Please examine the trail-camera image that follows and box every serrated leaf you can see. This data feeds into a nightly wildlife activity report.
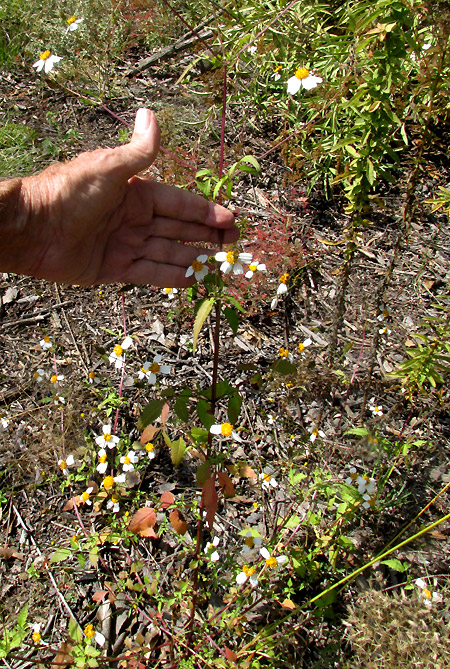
[196,399,215,429]
[227,392,242,424]
[193,298,215,354]
[50,547,72,564]
[170,437,186,467]
[138,400,166,430]
[380,558,407,572]
[223,306,239,335]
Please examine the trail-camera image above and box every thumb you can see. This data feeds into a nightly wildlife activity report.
[112,108,161,180]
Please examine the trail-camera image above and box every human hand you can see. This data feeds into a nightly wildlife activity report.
[13,108,238,286]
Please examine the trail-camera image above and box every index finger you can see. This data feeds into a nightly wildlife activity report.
[131,177,237,229]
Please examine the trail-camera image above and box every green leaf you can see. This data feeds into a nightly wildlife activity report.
[16,604,28,630]
[170,437,186,467]
[50,547,72,564]
[226,296,245,313]
[193,298,215,354]
[138,399,166,430]
[344,428,369,437]
[174,389,192,423]
[380,558,407,572]
[190,427,209,445]
[223,306,239,335]
[272,358,297,375]
[68,617,83,643]
[227,392,242,424]
[196,399,215,430]
[236,154,261,174]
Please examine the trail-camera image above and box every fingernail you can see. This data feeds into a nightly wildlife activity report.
[135,108,151,133]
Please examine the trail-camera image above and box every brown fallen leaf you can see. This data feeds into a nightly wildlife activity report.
[169,509,188,535]
[92,590,109,603]
[280,598,296,610]
[217,471,235,497]
[128,507,157,536]
[140,424,160,443]
[160,491,175,509]
[0,547,23,560]
[51,639,74,668]
[224,646,238,662]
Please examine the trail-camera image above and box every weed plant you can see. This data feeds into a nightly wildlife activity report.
[1,0,450,666]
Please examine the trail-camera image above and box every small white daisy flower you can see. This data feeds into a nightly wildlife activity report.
[95,424,120,450]
[287,67,322,95]
[33,51,62,73]
[245,261,266,279]
[415,578,442,608]
[106,496,120,513]
[259,469,278,491]
[260,546,288,567]
[272,65,282,81]
[40,335,52,350]
[242,530,263,553]
[297,338,312,353]
[205,536,220,562]
[108,336,132,370]
[96,448,108,474]
[308,426,325,443]
[368,398,383,417]
[357,475,376,495]
[185,254,209,282]
[345,467,358,485]
[50,373,64,384]
[58,454,75,476]
[248,45,257,55]
[236,565,258,587]
[80,486,94,505]
[138,355,171,385]
[145,442,156,460]
[66,16,83,32]
[34,368,46,382]
[162,287,178,300]
[210,422,243,442]
[120,450,139,472]
[215,250,252,275]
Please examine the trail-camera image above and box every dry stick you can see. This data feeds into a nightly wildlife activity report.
[54,283,90,374]
[157,0,218,57]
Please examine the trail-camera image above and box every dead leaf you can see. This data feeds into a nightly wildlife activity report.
[169,509,188,535]
[224,646,238,662]
[0,547,23,560]
[280,598,296,610]
[51,639,74,668]
[92,590,109,603]
[238,464,257,479]
[217,471,235,497]
[128,507,157,536]
[202,474,218,530]
[160,491,175,509]
[160,403,170,425]
[140,424,160,443]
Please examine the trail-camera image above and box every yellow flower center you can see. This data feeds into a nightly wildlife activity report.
[298,342,305,352]
[123,456,131,465]
[99,454,107,463]
[113,344,123,357]
[264,473,271,482]
[295,67,309,80]
[50,375,57,383]
[67,15,76,25]
[84,624,95,639]
[59,460,67,471]
[88,371,95,380]
[279,347,289,358]
[249,263,257,271]
[40,50,51,61]
[192,260,204,272]
[244,537,254,548]
[145,443,154,452]
[103,476,114,491]
[149,362,160,373]
[32,632,41,643]
[141,366,149,374]
[104,433,111,442]
[221,423,233,437]
[311,428,318,437]
[72,534,78,543]
[265,556,278,568]
[226,251,236,264]
[423,588,432,599]
[111,495,119,503]
[349,471,358,481]
[273,65,282,73]
[280,272,289,284]
[242,565,255,577]
[81,491,90,502]
[164,288,172,294]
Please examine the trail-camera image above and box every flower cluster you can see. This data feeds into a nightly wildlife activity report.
[345,469,377,509]
[32,14,83,74]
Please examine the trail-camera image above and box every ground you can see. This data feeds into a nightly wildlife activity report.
[1,35,450,669]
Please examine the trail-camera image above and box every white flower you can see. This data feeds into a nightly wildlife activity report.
[248,45,257,55]
[80,486,94,505]
[138,355,171,384]
[95,424,120,450]
[108,336,132,369]
[260,546,288,567]
[58,454,75,476]
[356,475,376,495]
[106,496,120,513]
[210,422,242,442]
[54,396,66,407]
[185,254,209,282]
[245,261,266,279]
[66,16,83,32]
[272,66,282,81]
[308,426,325,443]
[50,373,64,384]
[242,530,263,553]
[368,398,383,417]
[40,335,52,350]
[377,308,390,322]
[276,272,289,296]
[33,51,62,73]
[145,442,156,460]
[120,450,139,472]
[378,326,391,335]
[88,371,99,385]
[287,67,322,94]
[415,578,442,608]
[215,250,252,275]
[34,368,46,382]
[162,287,178,300]
[96,448,108,474]
[297,338,312,353]
[236,565,258,587]
[0,417,9,430]
[205,536,220,562]
[362,493,376,509]
[271,296,279,309]
[267,414,278,425]
[259,469,278,491]
[345,466,358,485]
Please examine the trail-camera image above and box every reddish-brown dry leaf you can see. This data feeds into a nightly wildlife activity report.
[160,403,170,425]
[140,424,160,444]
[160,491,175,509]
[169,509,188,535]
[128,507,157,535]
[226,463,257,479]
[202,474,218,530]
[62,496,81,511]
[224,646,238,662]
[138,526,158,539]
[0,547,23,560]
[217,471,235,497]
[92,590,109,603]
[51,639,74,668]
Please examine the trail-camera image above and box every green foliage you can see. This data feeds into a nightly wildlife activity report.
[0,605,29,659]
